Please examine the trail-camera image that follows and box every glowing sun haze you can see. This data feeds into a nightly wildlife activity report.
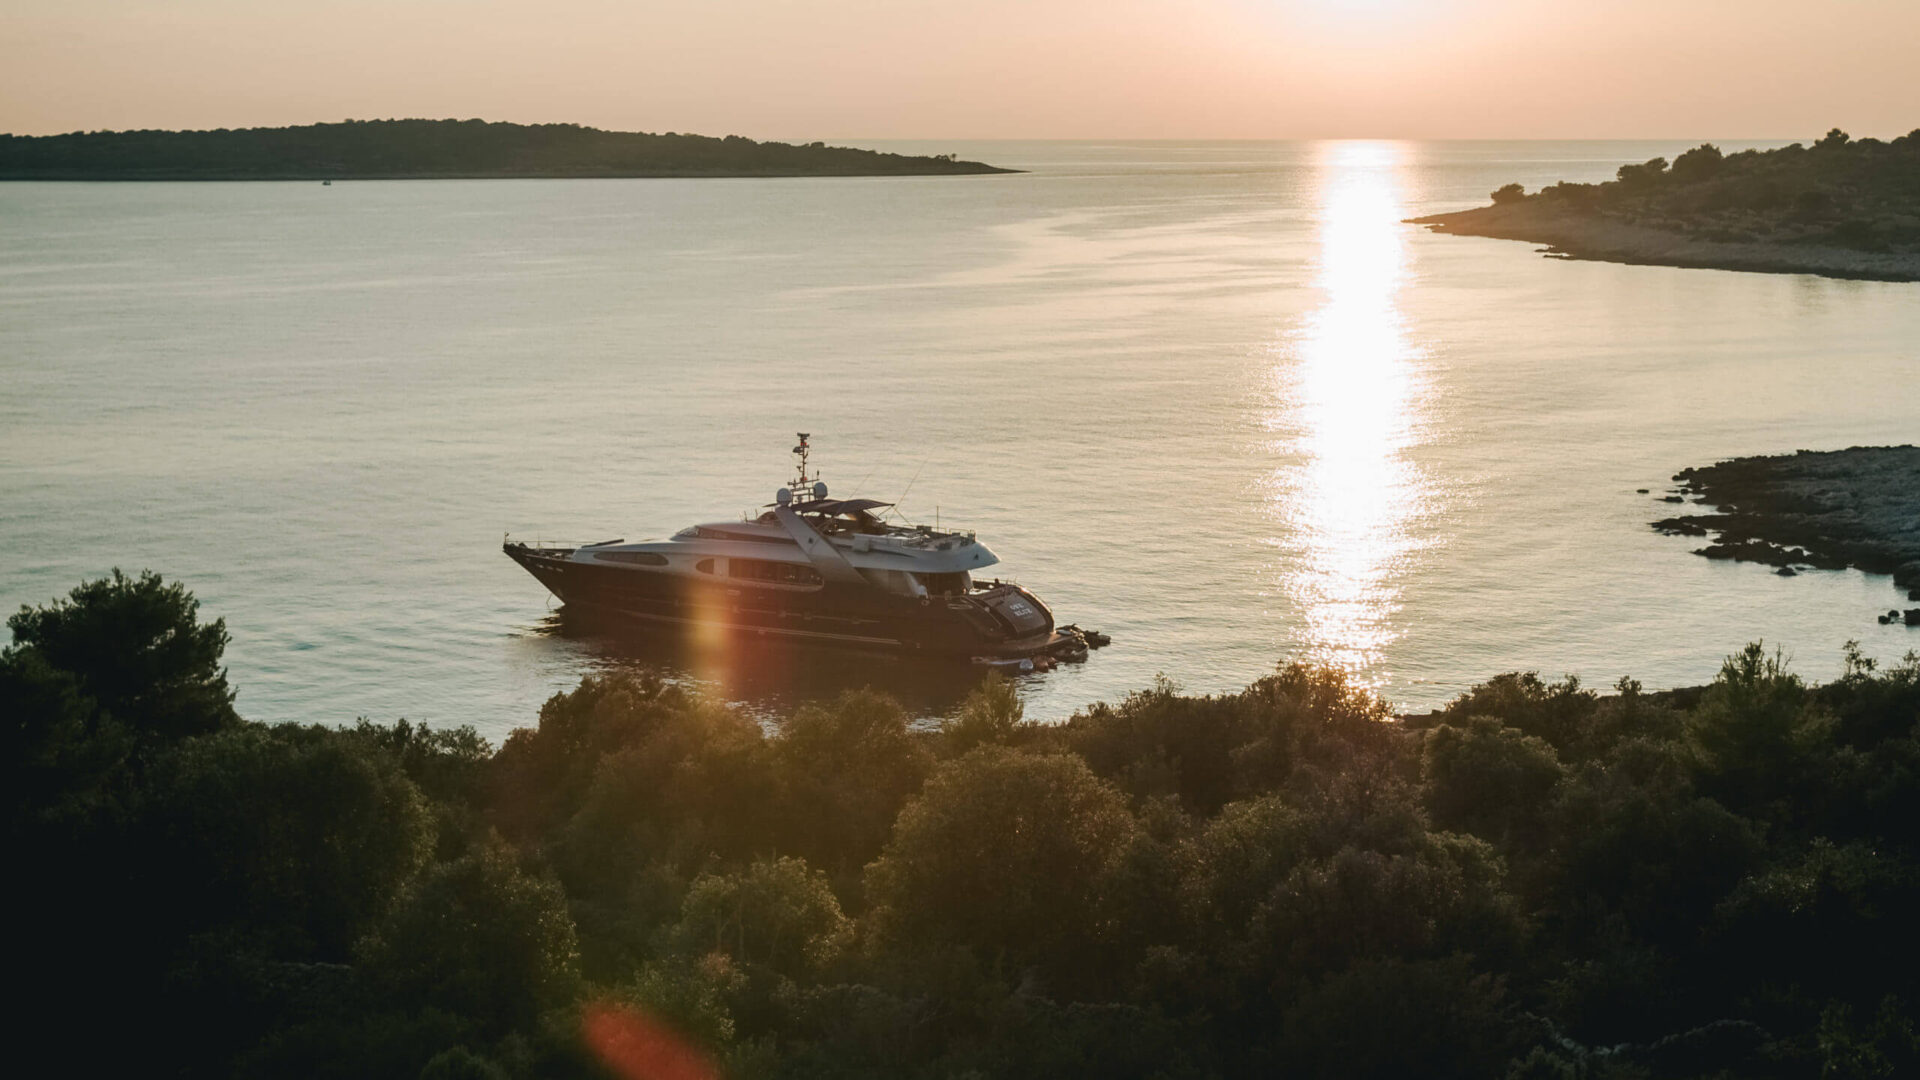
[3,0,1915,138]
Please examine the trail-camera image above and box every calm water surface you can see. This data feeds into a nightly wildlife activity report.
[3,141,1916,737]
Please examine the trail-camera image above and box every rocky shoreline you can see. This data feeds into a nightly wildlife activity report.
[1650,446,1920,616]
[1409,203,1920,282]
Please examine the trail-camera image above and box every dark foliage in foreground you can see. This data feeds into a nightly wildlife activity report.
[1483,128,1920,253]
[0,119,1010,180]
[10,572,1920,1078]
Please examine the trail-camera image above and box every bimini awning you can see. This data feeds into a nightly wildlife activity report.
[770,497,895,515]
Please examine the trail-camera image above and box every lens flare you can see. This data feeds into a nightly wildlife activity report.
[583,1002,721,1080]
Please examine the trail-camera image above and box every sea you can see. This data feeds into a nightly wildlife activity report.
[3,140,1916,740]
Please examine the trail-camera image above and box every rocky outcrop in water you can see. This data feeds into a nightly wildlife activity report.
[1651,446,1920,594]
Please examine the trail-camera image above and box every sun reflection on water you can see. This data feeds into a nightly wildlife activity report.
[1267,141,1432,685]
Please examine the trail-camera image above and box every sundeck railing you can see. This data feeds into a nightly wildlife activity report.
[503,534,625,552]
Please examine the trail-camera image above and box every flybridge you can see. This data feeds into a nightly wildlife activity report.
[765,434,966,544]
[771,433,894,514]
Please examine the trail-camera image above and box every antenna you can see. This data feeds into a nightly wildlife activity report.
[894,457,928,510]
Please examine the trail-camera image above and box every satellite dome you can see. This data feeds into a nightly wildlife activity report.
[813,481,828,499]
[776,487,792,505]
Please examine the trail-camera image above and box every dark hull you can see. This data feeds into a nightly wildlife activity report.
[505,544,1057,658]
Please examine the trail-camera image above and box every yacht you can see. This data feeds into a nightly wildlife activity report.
[504,436,1098,662]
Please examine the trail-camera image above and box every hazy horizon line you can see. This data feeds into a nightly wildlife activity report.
[7,118,1907,146]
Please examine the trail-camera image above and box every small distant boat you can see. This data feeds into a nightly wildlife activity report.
[504,435,1105,662]
[321,180,332,186]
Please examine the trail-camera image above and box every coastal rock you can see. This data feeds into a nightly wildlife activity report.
[1695,540,1799,567]
[1651,517,1712,537]
[1776,567,1797,576]
[1652,447,1920,584]
[1908,609,1920,627]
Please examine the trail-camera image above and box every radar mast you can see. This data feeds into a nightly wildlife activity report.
[789,433,825,502]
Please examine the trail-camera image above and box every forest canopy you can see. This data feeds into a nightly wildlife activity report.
[0,119,1013,180]
[10,571,1920,1078]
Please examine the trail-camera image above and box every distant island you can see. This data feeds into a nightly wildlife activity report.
[1411,128,1920,281]
[0,118,1015,180]
[1652,445,1920,602]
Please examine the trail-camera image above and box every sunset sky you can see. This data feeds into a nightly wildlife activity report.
[3,0,1915,140]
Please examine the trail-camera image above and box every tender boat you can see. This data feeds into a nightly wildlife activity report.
[505,435,1096,661]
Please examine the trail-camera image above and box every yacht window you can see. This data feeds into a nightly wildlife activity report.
[683,523,794,545]
[923,571,971,596]
[598,551,667,566]
[696,559,715,574]
[728,558,823,587]
[858,568,927,597]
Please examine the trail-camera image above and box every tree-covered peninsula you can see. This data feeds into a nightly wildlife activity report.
[12,570,1920,1078]
[1413,128,1920,281]
[0,119,1014,180]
